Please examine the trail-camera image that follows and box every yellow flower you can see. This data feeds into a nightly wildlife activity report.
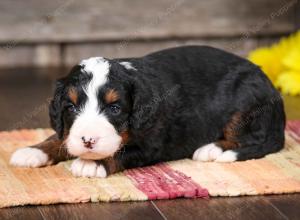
[283,46,300,71]
[248,47,283,83]
[276,71,300,96]
[248,31,300,96]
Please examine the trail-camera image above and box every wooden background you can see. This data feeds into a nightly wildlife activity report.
[0,0,298,68]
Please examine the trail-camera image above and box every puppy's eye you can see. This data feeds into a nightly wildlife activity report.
[108,104,121,115]
[67,104,77,113]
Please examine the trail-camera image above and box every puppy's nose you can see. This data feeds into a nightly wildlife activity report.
[81,136,99,149]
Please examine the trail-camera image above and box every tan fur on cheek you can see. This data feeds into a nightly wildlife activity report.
[68,87,78,104]
[105,89,119,103]
[120,130,130,145]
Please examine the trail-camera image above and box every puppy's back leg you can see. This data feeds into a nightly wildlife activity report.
[192,112,242,162]
[192,103,285,163]
[10,134,73,167]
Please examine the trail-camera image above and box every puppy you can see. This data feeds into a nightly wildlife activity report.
[10,46,286,178]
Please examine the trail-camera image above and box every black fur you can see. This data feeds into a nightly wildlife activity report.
[49,80,65,139]
[50,45,286,173]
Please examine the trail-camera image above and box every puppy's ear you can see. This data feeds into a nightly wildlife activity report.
[49,79,65,139]
[129,77,160,132]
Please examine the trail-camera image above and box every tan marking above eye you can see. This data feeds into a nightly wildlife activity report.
[105,89,119,103]
[68,87,78,104]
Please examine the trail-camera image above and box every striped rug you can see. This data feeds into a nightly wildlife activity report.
[0,121,300,208]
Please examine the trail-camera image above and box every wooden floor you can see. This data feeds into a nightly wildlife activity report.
[0,68,300,220]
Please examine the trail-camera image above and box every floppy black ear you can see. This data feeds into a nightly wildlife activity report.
[129,76,161,132]
[49,79,65,139]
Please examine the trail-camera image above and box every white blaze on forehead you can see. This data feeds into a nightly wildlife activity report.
[79,57,110,113]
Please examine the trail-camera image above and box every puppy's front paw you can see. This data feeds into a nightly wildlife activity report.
[10,147,51,167]
[70,158,107,178]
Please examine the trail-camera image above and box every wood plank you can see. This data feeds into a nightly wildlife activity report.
[0,67,56,131]
[154,197,289,220]
[37,202,164,220]
[0,44,61,68]
[0,0,295,44]
[0,36,270,68]
[0,36,271,72]
[0,37,284,69]
[0,206,45,220]
[63,38,261,67]
[266,194,300,220]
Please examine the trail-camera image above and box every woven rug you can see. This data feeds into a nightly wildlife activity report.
[1,121,300,208]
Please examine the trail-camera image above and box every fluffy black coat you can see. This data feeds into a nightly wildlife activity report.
[50,45,286,173]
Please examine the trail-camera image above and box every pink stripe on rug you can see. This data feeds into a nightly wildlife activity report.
[124,163,209,200]
[286,120,300,143]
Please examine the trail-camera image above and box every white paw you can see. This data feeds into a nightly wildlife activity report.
[70,158,107,178]
[10,147,50,167]
[192,143,223,162]
[215,150,238,162]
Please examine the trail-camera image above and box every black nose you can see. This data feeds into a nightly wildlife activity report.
[81,136,97,149]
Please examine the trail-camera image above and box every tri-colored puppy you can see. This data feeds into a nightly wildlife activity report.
[10,46,286,178]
